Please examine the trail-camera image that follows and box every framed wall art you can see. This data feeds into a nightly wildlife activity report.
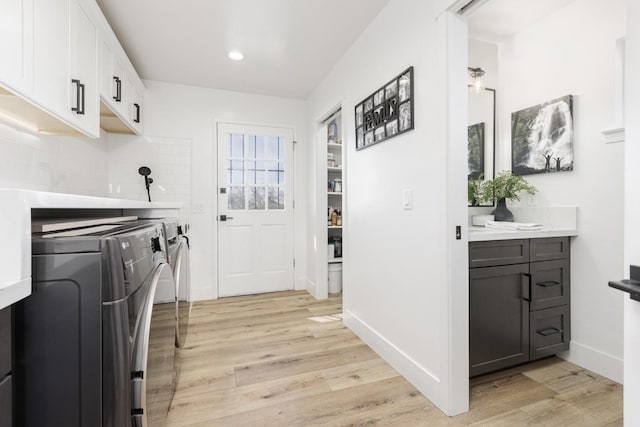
[511,95,574,175]
[355,66,414,151]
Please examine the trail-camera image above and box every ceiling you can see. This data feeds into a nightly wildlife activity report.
[468,0,578,43]
[96,0,391,99]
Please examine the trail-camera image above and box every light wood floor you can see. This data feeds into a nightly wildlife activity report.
[167,291,622,426]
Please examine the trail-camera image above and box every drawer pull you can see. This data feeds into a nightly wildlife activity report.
[537,327,563,336]
[522,273,532,301]
[537,280,561,287]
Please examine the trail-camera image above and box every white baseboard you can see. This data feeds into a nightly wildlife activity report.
[295,277,307,291]
[305,278,317,298]
[343,310,450,414]
[189,286,217,302]
[560,340,623,384]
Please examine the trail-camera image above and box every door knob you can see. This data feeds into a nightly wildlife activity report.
[219,215,234,221]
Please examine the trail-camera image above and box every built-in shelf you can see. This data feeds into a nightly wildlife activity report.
[327,142,343,149]
[328,192,343,196]
[328,226,343,229]
[328,258,343,264]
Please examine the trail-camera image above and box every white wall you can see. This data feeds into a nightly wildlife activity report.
[140,80,308,301]
[496,0,625,382]
[624,0,640,422]
[0,123,108,195]
[307,0,468,415]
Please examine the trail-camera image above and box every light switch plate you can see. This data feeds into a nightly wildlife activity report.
[402,189,412,210]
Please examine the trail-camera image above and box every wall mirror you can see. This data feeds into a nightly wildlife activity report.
[468,87,495,206]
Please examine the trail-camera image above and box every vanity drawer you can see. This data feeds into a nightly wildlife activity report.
[0,307,10,379]
[530,237,570,262]
[469,239,529,268]
[530,259,570,311]
[530,305,570,361]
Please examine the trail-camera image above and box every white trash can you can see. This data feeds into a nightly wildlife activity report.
[328,263,343,294]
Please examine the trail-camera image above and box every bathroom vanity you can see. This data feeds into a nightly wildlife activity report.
[469,231,574,377]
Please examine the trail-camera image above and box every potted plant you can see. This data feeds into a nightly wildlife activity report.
[480,171,537,221]
[468,175,485,207]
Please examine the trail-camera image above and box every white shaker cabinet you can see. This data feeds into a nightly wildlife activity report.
[32,0,72,122]
[69,0,99,136]
[0,0,33,96]
[32,0,99,138]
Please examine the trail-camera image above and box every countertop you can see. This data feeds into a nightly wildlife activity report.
[468,226,578,242]
[0,189,183,310]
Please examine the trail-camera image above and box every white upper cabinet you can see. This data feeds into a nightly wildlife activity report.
[0,0,142,138]
[69,0,99,136]
[32,0,73,123]
[0,0,33,96]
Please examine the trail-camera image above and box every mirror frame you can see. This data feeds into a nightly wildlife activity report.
[468,86,496,207]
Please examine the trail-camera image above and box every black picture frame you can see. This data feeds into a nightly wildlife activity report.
[511,95,574,175]
[355,66,414,151]
[468,122,485,180]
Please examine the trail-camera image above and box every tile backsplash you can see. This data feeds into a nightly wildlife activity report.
[107,134,192,219]
[0,123,109,196]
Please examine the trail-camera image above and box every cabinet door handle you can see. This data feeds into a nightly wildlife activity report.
[78,82,85,115]
[522,273,531,301]
[134,103,140,123]
[537,327,563,336]
[113,76,122,102]
[71,79,81,113]
[537,280,561,287]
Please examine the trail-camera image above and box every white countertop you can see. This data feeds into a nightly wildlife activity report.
[0,189,183,310]
[468,226,578,241]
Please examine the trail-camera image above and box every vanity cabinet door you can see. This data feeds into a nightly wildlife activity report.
[0,375,11,427]
[530,237,569,262]
[469,263,530,377]
[530,305,570,360]
[530,259,570,311]
[0,307,10,379]
[469,239,529,268]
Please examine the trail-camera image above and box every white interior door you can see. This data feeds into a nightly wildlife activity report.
[217,123,295,297]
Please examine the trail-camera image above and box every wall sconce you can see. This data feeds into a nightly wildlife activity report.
[468,67,486,93]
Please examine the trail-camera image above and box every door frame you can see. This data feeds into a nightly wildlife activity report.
[213,120,299,298]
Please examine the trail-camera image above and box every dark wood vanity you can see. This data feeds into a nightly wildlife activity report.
[469,237,571,377]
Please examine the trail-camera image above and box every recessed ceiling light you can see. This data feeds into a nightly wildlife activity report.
[227,51,244,61]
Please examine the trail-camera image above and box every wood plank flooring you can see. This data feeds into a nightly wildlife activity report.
[167,291,622,426]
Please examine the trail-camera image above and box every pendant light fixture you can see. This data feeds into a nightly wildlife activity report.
[468,67,486,93]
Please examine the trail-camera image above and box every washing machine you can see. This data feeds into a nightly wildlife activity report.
[13,222,177,427]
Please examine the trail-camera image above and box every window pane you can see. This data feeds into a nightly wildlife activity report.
[255,136,265,159]
[247,135,256,158]
[267,136,279,159]
[266,161,284,185]
[268,187,285,210]
[230,134,244,157]
[247,187,266,210]
[245,160,256,184]
[228,186,245,210]
[278,137,285,160]
[228,160,244,184]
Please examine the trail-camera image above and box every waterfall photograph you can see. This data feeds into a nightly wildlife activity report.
[511,95,574,176]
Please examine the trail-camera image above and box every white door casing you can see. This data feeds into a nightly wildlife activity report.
[217,123,295,297]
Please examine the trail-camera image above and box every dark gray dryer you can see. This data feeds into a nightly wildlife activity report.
[13,223,177,427]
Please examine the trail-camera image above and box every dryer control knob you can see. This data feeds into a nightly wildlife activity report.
[151,237,162,253]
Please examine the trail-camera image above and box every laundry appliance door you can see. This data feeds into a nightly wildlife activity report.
[131,263,177,427]
[174,238,190,348]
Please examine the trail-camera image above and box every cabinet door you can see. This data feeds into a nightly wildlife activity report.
[0,307,10,379]
[530,305,570,360]
[530,259,570,311]
[0,0,33,95]
[469,239,529,268]
[470,263,530,377]
[68,0,98,136]
[99,38,114,104]
[33,0,71,120]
